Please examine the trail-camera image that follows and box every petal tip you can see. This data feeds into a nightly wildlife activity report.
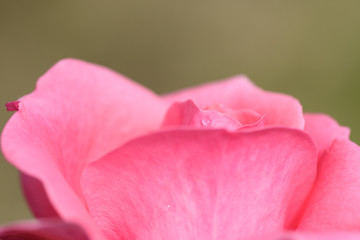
[5,101,21,111]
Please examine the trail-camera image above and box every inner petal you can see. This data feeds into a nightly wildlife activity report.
[162,100,242,131]
[162,100,265,131]
[206,104,265,128]
[232,109,265,128]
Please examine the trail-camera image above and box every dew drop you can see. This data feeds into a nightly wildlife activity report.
[163,204,171,212]
[201,117,211,126]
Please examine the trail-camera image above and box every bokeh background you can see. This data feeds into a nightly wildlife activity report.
[1,1,359,224]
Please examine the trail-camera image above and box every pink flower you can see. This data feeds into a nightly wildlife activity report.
[1,59,360,240]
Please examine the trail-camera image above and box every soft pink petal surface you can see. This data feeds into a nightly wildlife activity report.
[304,114,350,159]
[81,128,317,239]
[163,76,304,129]
[1,59,167,238]
[298,139,360,230]
[231,109,265,128]
[0,219,89,240]
[162,100,242,130]
[261,231,360,240]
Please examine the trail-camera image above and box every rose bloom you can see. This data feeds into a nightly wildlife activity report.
[1,59,360,240]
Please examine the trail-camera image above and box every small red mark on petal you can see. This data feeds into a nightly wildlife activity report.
[5,101,21,111]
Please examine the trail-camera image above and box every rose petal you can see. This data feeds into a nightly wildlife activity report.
[304,114,350,159]
[81,128,317,239]
[1,59,166,238]
[260,231,360,240]
[20,174,58,218]
[162,100,242,130]
[163,76,304,129]
[232,109,265,128]
[0,219,89,240]
[297,139,360,230]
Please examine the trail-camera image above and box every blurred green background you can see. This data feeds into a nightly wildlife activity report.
[1,1,359,224]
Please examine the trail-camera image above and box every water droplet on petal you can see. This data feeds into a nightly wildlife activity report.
[163,204,171,212]
[201,117,211,126]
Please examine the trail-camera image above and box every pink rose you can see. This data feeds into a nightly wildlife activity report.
[1,59,360,240]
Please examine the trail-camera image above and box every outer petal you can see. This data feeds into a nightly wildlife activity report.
[260,231,360,240]
[20,174,58,218]
[297,139,360,230]
[81,128,317,240]
[163,76,304,129]
[304,114,350,159]
[0,219,89,240]
[1,59,167,238]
